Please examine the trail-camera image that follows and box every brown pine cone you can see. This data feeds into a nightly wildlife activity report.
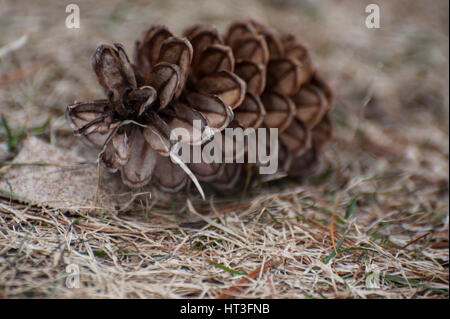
[66,21,334,195]
[66,25,246,191]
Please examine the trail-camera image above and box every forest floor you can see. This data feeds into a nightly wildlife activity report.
[0,0,448,298]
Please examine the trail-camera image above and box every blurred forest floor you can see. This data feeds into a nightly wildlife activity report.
[0,0,448,298]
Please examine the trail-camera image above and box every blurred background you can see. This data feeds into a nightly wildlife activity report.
[0,0,448,299]
[0,0,448,159]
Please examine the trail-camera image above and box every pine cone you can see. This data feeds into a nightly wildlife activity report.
[197,20,335,189]
[66,21,334,194]
[66,25,246,191]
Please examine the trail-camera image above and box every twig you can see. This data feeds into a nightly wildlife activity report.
[216,258,282,299]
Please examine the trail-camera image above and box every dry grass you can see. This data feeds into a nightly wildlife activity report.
[0,0,448,298]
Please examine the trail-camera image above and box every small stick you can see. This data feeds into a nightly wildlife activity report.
[216,258,282,299]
